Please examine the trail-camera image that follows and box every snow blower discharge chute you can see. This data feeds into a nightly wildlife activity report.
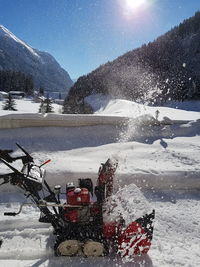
[0,144,155,257]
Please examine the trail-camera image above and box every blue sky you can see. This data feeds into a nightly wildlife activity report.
[0,0,199,79]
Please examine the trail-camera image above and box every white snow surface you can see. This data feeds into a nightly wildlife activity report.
[95,97,200,121]
[0,98,200,266]
[0,98,62,115]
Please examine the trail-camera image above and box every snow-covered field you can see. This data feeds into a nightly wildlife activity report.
[0,98,62,115]
[0,97,200,266]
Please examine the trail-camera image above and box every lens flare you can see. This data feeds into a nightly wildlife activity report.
[126,0,146,10]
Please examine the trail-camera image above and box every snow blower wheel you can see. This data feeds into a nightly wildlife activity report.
[83,241,104,257]
[57,240,79,256]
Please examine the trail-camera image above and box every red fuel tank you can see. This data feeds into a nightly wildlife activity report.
[67,188,90,205]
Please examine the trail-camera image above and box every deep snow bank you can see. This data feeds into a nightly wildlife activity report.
[0,113,129,129]
[95,98,200,121]
[1,98,200,129]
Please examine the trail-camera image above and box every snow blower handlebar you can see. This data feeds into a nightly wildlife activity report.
[0,144,33,165]
[3,203,33,216]
[4,212,17,216]
[0,144,68,231]
[15,143,34,164]
[4,202,54,216]
[0,158,38,189]
[39,159,51,168]
[0,149,14,163]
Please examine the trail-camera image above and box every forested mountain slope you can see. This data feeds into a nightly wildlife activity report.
[0,25,73,92]
[64,11,200,113]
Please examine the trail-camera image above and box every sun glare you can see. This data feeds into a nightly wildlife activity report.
[126,0,146,10]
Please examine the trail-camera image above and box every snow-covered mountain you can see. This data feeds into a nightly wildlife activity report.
[0,25,73,92]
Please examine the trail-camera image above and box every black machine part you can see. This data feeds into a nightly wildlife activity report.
[0,144,67,232]
[0,146,117,236]
[79,178,94,196]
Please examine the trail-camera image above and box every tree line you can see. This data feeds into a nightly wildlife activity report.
[0,70,34,95]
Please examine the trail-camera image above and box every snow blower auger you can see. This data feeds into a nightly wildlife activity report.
[0,143,155,258]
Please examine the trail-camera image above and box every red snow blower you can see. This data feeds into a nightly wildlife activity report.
[0,144,155,257]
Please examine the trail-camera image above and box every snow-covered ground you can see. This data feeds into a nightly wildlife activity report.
[0,98,62,115]
[0,97,200,266]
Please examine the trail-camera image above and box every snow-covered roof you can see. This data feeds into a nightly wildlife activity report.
[9,91,25,95]
[0,91,8,96]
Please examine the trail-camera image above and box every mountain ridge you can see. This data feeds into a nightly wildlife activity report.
[0,25,73,92]
[63,11,200,114]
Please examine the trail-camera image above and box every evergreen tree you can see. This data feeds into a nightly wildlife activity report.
[3,94,17,111]
[45,97,54,113]
[38,97,54,113]
[39,87,44,96]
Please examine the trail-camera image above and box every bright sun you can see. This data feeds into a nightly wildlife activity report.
[126,0,146,10]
